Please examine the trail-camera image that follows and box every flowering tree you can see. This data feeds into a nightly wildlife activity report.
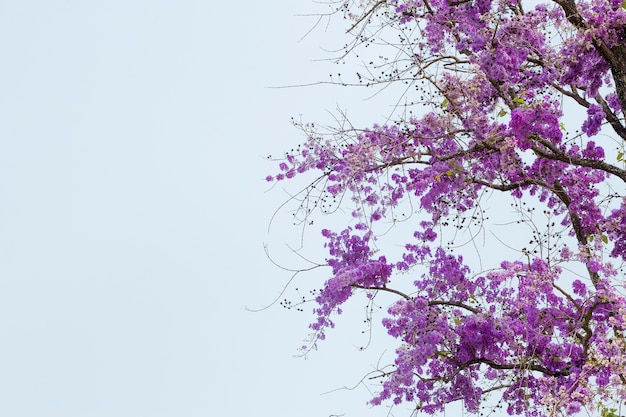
[267,0,626,415]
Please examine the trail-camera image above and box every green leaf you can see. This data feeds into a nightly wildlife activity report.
[618,151,624,161]
[601,407,619,417]
[513,97,526,106]
[497,109,507,117]
[602,234,609,244]
[441,98,449,109]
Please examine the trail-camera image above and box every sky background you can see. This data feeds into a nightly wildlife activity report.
[0,1,431,417]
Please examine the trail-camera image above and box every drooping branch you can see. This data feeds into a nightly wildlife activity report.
[351,283,412,300]
[351,284,481,314]
[454,357,571,378]
[429,300,480,314]
[530,135,626,183]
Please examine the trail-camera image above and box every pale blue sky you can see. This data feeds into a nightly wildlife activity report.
[0,1,414,416]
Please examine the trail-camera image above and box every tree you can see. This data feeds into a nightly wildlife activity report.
[266,0,626,416]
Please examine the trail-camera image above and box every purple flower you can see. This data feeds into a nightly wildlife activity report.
[581,104,604,136]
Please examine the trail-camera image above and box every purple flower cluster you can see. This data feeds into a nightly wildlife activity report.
[268,0,626,414]
[309,228,392,339]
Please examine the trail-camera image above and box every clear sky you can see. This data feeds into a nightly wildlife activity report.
[0,1,427,416]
